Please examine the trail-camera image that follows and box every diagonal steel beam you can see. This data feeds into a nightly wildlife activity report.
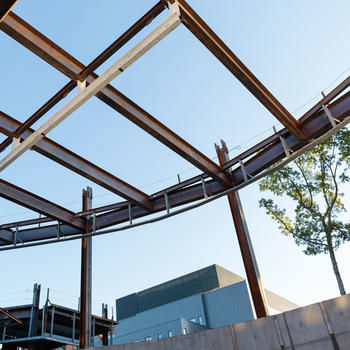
[0,179,86,231]
[2,85,349,247]
[0,0,17,23]
[175,0,304,141]
[0,2,166,153]
[0,111,153,211]
[0,9,182,173]
[0,306,23,324]
[0,12,232,188]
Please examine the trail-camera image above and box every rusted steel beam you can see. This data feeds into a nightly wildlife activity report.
[299,75,350,126]
[0,0,17,23]
[216,140,269,318]
[80,188,92,349]
[0,81,76,153]
[176,0,304,141]
[0,111,153,210]
[0,12,231,188]
[0,2,166,153]
[0,179,86,231]
[2,86,348,246]
[77,1,166,81]
[0,306,23,324]
[0,216,53,230]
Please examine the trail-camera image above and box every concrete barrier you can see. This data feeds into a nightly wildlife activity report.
[89,294,350,350]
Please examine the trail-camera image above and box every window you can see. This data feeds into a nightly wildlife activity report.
[198,316,205,326]
[168,330,173,337]
[183,328,188,335]
[189,317,196,323]
[157,333,163,339]
[145,336,152,341]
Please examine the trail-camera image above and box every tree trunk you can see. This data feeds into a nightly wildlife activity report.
[327,233,346,295]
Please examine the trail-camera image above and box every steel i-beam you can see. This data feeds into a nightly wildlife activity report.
[215,140,269,318]
[0,111,152,211]
[1,87,349,248]
[0,4,181,172]
[176,0,304,141]
[0,2,166,153]
[0,179,86,231]
[80,187,92,349]
[0,10,232,187]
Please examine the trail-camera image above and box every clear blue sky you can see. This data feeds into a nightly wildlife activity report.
[0,0,350,316]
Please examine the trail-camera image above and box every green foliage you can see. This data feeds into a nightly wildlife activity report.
[259,128,350,256]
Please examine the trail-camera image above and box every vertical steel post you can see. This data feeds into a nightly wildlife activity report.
[80,187,92,348]
[102,304,109,346]
[215,140,269,318]
[28,283,41,350]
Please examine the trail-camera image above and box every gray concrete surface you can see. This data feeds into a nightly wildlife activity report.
[88,293,350,350]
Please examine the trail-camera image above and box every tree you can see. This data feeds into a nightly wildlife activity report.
[259,128,350,295]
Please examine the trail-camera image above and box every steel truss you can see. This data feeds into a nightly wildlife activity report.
[0,0,350,331]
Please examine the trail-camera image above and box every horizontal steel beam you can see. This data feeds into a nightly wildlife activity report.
[0,179,86,231]
[2,88,349,247]
[0,10,181,172]
[0,111,152,210]
[0,12,232,187]
[176,0,304,141]
[0,0,17,23]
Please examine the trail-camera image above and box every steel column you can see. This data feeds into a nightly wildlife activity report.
[215,140,269,318]
[80,187,93,349]
[102,304,109,346]
[28,283,41,350]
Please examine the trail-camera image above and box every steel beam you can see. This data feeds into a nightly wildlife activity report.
[175,0,304,141]
[0,2,166,153]
[2,85,349,247]
[0,12,232,187]
[0,0,17,23]
[0,81,76,153]
[0,307,22,325]
[80,188,92,349]
[0,111,152,210]
[0,10,181,172]
[216,140,269,318]
[0,179,86,231]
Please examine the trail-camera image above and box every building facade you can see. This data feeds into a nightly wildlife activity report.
[111,265,297,345]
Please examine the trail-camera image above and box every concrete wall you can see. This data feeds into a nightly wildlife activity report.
[89,293,350,350]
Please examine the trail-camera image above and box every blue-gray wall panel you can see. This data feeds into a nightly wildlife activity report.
[203,281,254,328]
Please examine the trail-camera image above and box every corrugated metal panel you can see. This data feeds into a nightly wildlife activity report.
[203,280,254,328]
[115,293,206,344]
